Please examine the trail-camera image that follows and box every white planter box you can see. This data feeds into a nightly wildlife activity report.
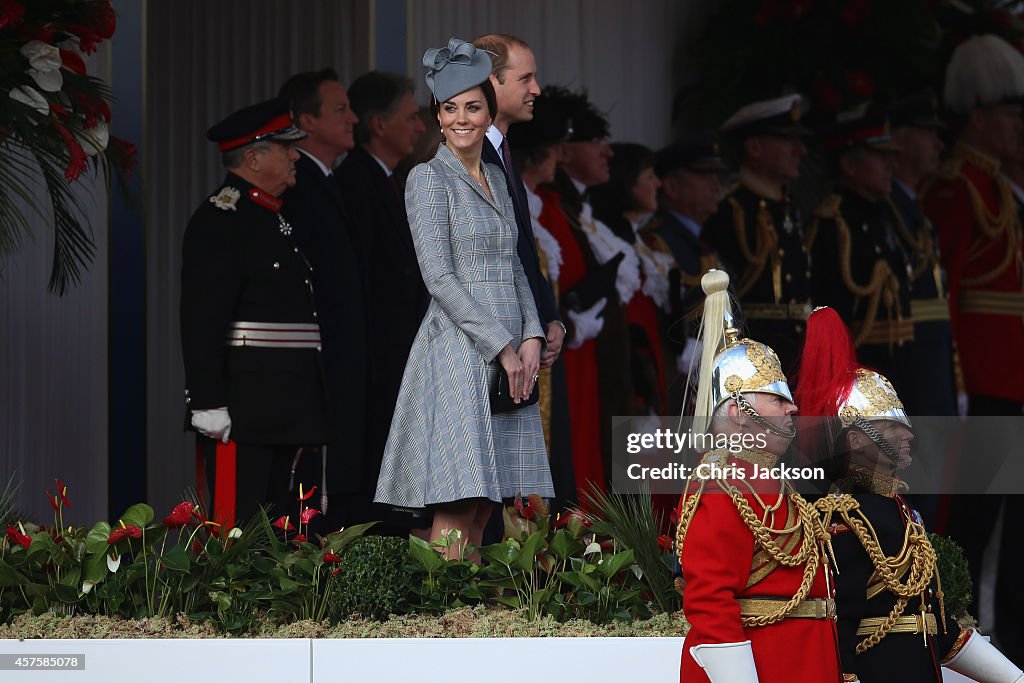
[0,636,976,682]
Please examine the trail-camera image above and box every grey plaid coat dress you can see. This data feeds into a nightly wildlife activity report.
[374,143,555,509]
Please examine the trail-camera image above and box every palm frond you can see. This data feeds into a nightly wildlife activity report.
[31,149,96,294]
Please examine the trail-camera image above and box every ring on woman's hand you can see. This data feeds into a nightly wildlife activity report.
[533,374,539,382]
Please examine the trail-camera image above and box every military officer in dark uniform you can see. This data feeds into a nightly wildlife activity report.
[648,131,726,411]
[702,94,813,373]
[888,90,957,417]
[806,106,914,401]
[798,307,1023,683]
[181,97,329,528]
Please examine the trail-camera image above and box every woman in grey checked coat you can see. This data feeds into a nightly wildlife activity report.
[374,38,554,556]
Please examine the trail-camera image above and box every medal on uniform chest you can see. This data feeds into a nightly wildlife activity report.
[277,213,293,237]
[781,196,794,235]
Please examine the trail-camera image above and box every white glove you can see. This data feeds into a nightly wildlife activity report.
[566,297,607,349]
[676,337,703,376]
[944,630,1024,683]
[690,640,760,683]
[191,407,232,444]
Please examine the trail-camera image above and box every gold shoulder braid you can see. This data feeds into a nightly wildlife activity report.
[835,213,902,347]
[886,197,941,287]
[676,448,832,627]
[815,493,946,653]
[729,196,781,300]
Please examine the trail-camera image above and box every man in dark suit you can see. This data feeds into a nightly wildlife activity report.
[181,97,329,528]
[473,33,575,512]
[278,69,367,528]
[337,71,431,531]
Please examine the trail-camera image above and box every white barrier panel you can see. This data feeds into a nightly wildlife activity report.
[0,636,976,682]
[0,639,307,682]
[312,637,686,683]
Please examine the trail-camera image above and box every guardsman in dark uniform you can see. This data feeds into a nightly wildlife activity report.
[887,90,957,417]
[806,106,914,401]
[648,131,726,411]
[702,94,813,373]
[797,307,1023,683]
[181,97,329,529]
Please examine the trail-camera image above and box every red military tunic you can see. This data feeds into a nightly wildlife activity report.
[677,452,841,682]
[922,143,1024,404]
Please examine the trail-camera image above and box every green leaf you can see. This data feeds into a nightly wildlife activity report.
[85,522,112,554]
[477,540,519,568]
[408,536,444,572]
[161,545,190,572]
[82,552,107,583]
[119,503,155,528]
[0,558,29,587]
[516,529,547,573]
[598,549,635,578]
[548,529,579,562]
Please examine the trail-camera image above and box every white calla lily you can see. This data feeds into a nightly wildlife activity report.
[78,120,109,155]
[28,67,63,93]
[20,41,62,72]
[106,553,121,573]
[8,85,49,116]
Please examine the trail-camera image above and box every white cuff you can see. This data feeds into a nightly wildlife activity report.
[690,640,760,683]
[945,630,1024,683]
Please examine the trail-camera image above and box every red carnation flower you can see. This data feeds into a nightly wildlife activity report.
[107,525,142,544]
[163,502,194,528]
[6,525,31,549]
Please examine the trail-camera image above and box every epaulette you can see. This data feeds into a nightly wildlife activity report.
[813,193,843,220]
[209,186,241,212]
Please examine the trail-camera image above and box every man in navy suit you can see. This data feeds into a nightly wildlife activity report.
[278,69,367,528]
[473,33,576,512]
[337,71,432,531]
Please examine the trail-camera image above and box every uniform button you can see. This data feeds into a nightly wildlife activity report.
[273,261,280,270]
[805,270,812,278]
[313,311,318,319]
[874,245,882,254]
[785,273,792,283]
[778,248,785,257]
[795,324,803,334]
[861,223,869,233]
[316,344,322,352]
[801,245,808,253]
[293,247,299,253]
[789,298,797,304]
[304,279,310,285]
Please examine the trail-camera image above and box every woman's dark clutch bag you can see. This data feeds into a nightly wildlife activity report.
[490,368,539,414]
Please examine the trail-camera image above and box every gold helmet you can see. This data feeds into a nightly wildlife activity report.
[838,368,911,429]
[691,270,794,436]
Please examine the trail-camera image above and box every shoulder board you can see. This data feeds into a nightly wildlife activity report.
[813,193,842,220]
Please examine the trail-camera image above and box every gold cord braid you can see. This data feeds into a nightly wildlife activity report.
[961,174,1021,287]
[816,494,939,653]
[835,216,901,346]
[676,463,830,628]
[886,197,936,283]
[730,197,777,299]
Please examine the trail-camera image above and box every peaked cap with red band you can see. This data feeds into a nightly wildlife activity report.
[207,96,306,152]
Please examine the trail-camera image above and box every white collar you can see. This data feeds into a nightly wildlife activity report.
[668,209,702,238]
[486,125,505,163]
[1005,174,1024,206]
[893,177,917,201]
[298,148,333,177]
[570,176,588,197]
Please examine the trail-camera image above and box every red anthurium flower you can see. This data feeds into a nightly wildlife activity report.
[272,516,294,532]
[300,507,320,525]
[657,534,673,552]
[599,539,615,551]
[45,491,59,511]
[298,484,317,501]
[59,49,86,75]
[52,122,88,183]
[0,0,25,30]
[6,525,31,548]
[163,502,194,528]
[55,479,71,508]
[331,565,342,576]
[323,552,341,564]
[292,534,307,545]
[107,525,142,544]
[514,495,536,520]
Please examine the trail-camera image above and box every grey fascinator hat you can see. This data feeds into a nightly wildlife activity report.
[423,37,493,103]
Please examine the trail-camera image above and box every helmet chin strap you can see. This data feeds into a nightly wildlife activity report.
[854,417,911,469]
[734,392,796,439]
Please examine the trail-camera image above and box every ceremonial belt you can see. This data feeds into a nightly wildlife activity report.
[744,302,812,321]
[737,597,836,619]
[911,297,951,323]
[852,318,914,346]
[960,290,1024,317]
[857,613,937,636]
[226,321,321,349]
